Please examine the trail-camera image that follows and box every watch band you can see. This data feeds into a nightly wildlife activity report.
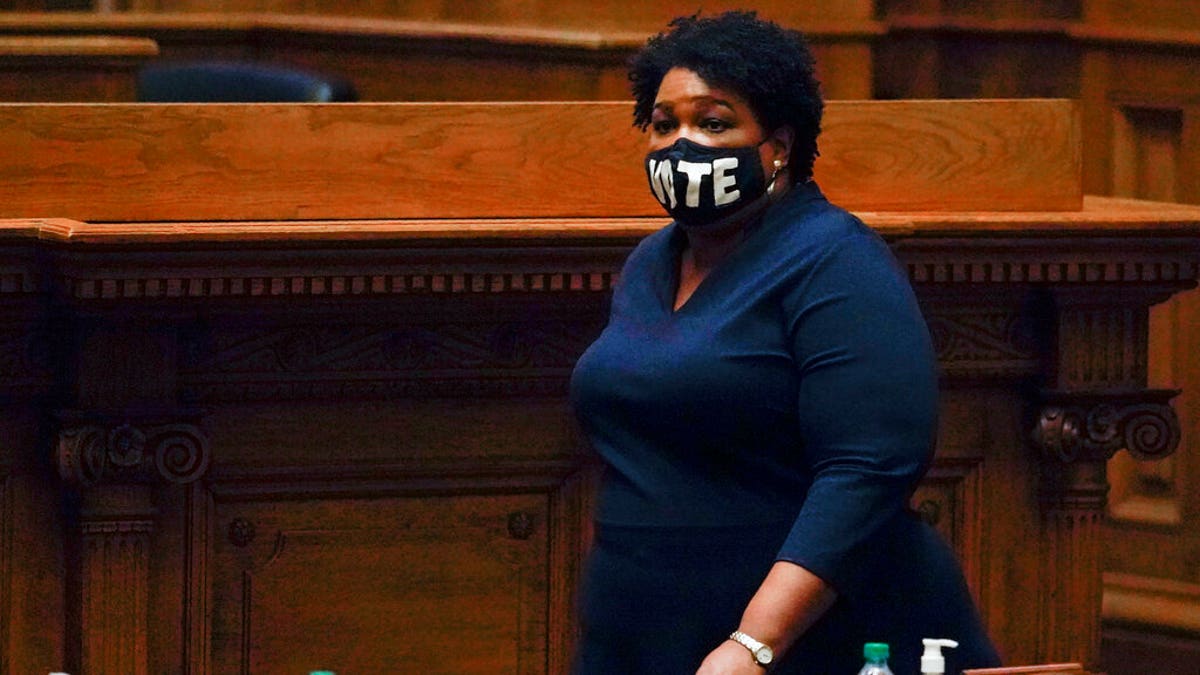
[729,630,774,667]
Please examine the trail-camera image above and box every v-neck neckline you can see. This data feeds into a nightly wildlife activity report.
[661,217,759,317]
[656,181,824,317]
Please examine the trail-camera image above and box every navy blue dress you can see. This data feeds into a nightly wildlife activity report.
[569,182,1000,674]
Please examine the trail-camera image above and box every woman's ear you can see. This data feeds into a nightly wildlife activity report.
[769,125,795,170]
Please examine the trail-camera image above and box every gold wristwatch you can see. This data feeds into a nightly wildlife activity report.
[729,630,774,667]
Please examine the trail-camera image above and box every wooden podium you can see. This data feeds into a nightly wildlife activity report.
[0,99,1197,674]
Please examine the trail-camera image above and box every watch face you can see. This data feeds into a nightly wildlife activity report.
[756,646,774,664]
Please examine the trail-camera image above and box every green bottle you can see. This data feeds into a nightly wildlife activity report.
[856,642,895,675]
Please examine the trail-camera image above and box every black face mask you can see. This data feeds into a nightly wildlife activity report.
[645,137,772,230]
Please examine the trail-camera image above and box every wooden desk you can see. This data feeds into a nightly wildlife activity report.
[0,100,1196,675]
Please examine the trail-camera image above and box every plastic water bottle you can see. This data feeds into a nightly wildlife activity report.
[856,642,895,675]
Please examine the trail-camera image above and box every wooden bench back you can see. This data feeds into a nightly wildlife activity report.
[0,99,1079,222]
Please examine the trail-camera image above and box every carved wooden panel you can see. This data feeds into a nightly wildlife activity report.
[910,457,984,599]
[925,307,1039,380]
[82,521,152,675]
[1058,308,1147,389]
[179,316,605,402]
[210,490,551,674]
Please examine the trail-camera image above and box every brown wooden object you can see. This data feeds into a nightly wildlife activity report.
[963,664,1086,675]
[0,35,158,101]
[0,99,1079,222]
[0,11,880,101]
[0,99,1196,675]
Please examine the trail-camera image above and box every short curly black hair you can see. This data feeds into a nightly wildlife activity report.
[629,11,824,182]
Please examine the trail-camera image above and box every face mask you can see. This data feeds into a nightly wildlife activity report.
[645,137,775,230]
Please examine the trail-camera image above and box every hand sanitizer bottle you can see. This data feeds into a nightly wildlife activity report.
[856,642,894,675]
[920,638,959,675]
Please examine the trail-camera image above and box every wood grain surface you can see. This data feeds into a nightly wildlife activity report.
[0,36,159,57]
[0,99,1080,222]
[5,196,1197,247]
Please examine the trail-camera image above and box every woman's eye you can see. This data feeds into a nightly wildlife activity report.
[701,118,730,132]
[651,119,677,134]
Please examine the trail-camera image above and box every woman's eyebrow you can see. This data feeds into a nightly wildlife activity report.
[705,96,735,110]
[653,96,735,112]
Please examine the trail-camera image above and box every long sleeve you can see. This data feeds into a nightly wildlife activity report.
[775,229,938,597]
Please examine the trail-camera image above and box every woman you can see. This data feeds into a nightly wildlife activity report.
[568,11,1002,675]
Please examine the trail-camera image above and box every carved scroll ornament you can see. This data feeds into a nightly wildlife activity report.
[57,418,210,487]
[1031,389,1181,464]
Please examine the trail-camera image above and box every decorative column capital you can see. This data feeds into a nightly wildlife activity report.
[1027,388,1180,669]
[1031,388,1181,465]
[56,410,210,488]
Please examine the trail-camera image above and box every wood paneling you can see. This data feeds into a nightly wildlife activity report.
[0,99,1198,674]
[120,0,875,33]
[0,12,880,102]
[1084,0,1200,30]
[1070,6,1200,673]
[3,210,1199,673]
[0,99,1081,223]
[211,492,549,673]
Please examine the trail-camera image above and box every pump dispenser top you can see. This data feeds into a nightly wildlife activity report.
[920,638,959,674]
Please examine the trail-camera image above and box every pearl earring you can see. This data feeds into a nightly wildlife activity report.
[767,159,786,196]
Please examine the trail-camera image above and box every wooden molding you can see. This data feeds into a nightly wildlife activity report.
[963,665,1086,675]
[8,197,1200,244]
[0,36,159,59]
[1103,572,1200,635]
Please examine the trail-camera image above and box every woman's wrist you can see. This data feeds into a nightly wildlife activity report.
[735,561,839,662]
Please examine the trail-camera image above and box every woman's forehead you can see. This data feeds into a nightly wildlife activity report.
[653,67,751,111]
